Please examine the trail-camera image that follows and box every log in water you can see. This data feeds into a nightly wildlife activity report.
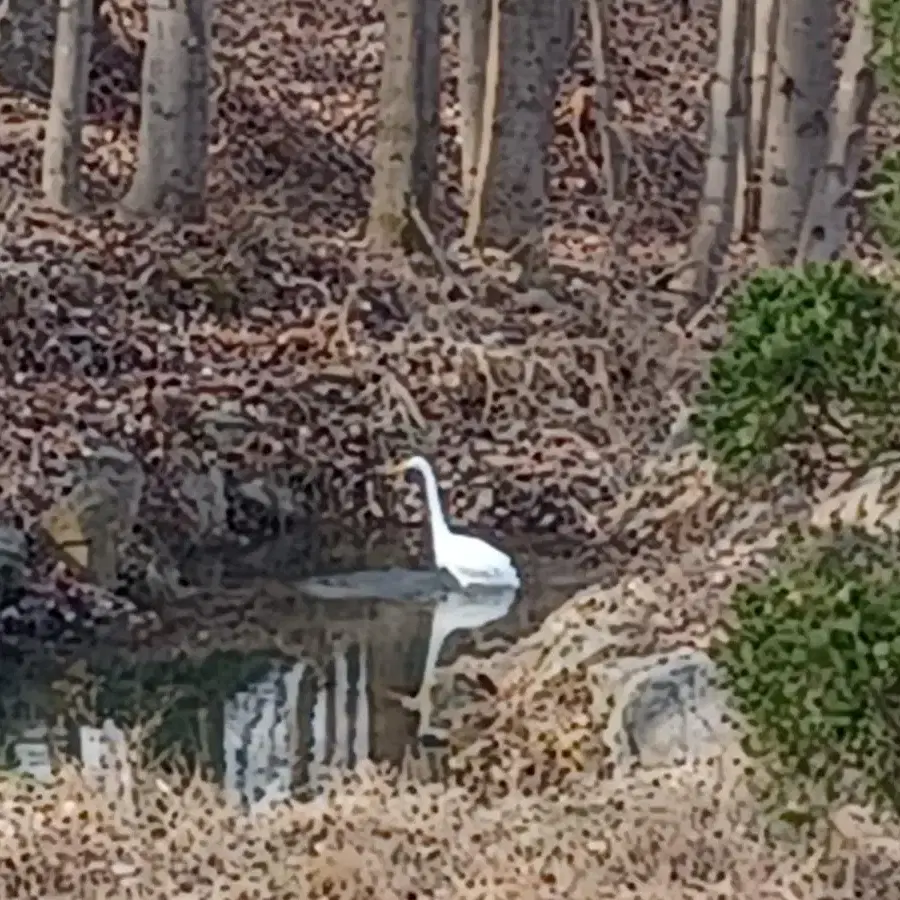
[297,567,458,602]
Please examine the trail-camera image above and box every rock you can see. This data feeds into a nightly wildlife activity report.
[297,568,458,603]
[41,446,145,589]
[0,524,28,607]
[597,648,739,770]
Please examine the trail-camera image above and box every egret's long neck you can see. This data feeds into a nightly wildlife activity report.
[420,465,451,540]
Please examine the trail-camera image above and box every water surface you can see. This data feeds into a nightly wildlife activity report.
[0,527,595,808]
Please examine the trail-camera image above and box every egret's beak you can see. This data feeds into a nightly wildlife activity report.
[383,461,408,477]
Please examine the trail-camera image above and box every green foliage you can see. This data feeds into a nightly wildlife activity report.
[869,150,900,253]
[692,262,900,480]
[873,0,900,96]
[871,0,900,253]
[715,525,900,818]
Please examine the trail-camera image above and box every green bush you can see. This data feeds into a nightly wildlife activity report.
[692,262,900,481]
[869,150,900,252]
[873,0,900,97]
[715,524,900,819]
[871,0,900,253]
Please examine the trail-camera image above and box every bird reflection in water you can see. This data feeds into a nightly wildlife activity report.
[411,586,517,735]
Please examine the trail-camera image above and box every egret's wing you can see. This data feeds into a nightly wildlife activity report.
[446,534,520,586]
[452,534,514,566]
[432,532,520,588]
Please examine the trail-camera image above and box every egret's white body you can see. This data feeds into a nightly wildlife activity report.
[388,455,521,589]
[385,455,521,734]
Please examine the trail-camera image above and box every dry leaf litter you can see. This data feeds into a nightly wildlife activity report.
[1,0,899,896]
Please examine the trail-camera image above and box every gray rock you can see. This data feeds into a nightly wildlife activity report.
[0,524,28,605]
[600,649,738,770]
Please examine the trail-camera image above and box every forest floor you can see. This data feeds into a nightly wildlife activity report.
[1,0,900,897]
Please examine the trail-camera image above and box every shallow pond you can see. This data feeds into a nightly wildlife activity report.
[0,528,598,808]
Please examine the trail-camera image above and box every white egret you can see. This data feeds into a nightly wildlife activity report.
[385,455,521,589]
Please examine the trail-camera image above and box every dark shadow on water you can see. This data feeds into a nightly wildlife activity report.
[0,524,598,806]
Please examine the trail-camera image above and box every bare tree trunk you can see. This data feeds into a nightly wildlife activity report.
[0,0,132,99]
[0,0,69,98]
[120,0,211,222]
[584,0,627,201]
[366,0,442,252]
[742,0,780,237]
[758,0,836,265]
[796,0,875,262]
[545,0,577,86]
[180,0,211,222]
[459,0,492,206]
[41,0,94,212]
[671,0,751,301]
[731,55,749,242]
[465,0,576,277]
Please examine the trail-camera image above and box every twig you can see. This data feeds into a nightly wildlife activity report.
[0,193,23,248]
[583,0,630,200]
[376,371,428,432]
[333,281,363,352]
[462,344,500,425]
[408,200,475,300]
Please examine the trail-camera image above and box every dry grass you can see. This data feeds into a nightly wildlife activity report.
[1,736,898,899]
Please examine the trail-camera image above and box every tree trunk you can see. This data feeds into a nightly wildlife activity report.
[543,0,577,113]
[758,0,836,265]
[180,0,211,223]
[671,0,751,301]
[41,0,95,212]
[458,0,492,206]
[120,0,211,222]
[366,0,442,252]
[796,0,876,262]
[0,0,128,100]
[0,0,67,98]
[742,0,780,237]
[465,0,576,277]
[584,0,627,201]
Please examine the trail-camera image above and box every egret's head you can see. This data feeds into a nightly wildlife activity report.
[384,455,431,479]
